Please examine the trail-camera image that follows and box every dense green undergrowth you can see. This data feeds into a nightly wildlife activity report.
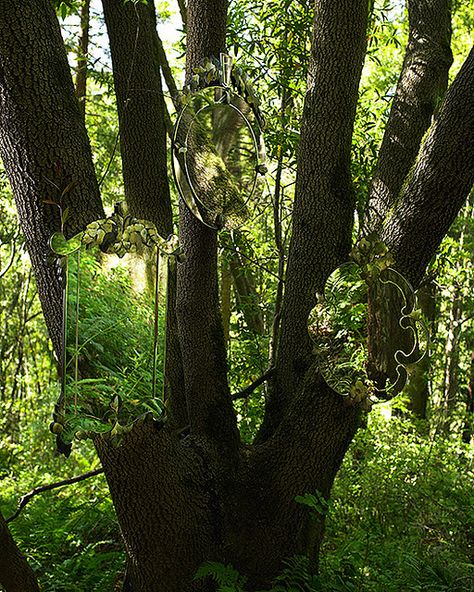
[1,407,472,591]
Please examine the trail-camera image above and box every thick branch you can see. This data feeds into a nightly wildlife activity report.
[366,0,453,231]
[0,0,104,356]
[260,0,369,439]
[382,46,474,288]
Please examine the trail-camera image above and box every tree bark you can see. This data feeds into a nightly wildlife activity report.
[101,0,172,238]
[0,0,104,355]
[365,0,453,231]
[0,512,40,592]
[260,0,369,438]
[382,46,474,288]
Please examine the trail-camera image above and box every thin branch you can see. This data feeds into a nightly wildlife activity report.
[232,367,275,400]
[0,239,16,279]
[6,468,104,523]
[153,31,180,109]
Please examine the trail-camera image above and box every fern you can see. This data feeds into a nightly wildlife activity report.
[194,561,248,592]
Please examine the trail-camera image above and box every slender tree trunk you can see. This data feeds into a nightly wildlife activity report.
[260,0,370,438]
[101,0,186,426]
[221,255,232,343]
[462,351,474,444]
[441,286,463,424]
[0,512,40,592]
[101,0,172,238]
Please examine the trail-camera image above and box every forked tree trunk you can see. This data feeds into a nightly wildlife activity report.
[96,0,367,589]
[365,0,452,231]
[1,0,473,591]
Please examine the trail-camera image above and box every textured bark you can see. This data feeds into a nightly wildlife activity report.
[101,0,172,238]
[0,512,40,592]
[382,46,474,288]
[260,0,369,438]
[365,0,453,231]
[0,0,104,355]
[97,378,359,592]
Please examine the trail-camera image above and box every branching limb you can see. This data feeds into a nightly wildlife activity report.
[232,367,275,400]
[365,0,453,232]
[382,47,474,288]
[258,0,369,442]
[6,468,104,524]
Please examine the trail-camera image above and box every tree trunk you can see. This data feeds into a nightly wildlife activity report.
[101,0,186,426]
[382,46,474,288]
[365,0,452,231]
[260,0,370,438]
[101,0,172,238]
[441,285,463,424]
[0,0,104,355]
[0,512,40,592]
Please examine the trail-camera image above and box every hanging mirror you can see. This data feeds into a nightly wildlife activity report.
[50,204,180,452]
[308,239,428,406]
[172,54,267,230]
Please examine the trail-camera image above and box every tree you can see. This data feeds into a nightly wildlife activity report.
[0,1,473,591]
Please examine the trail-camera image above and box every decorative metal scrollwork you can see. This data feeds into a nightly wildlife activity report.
[308,237,429,407]
[49,204,180,453]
